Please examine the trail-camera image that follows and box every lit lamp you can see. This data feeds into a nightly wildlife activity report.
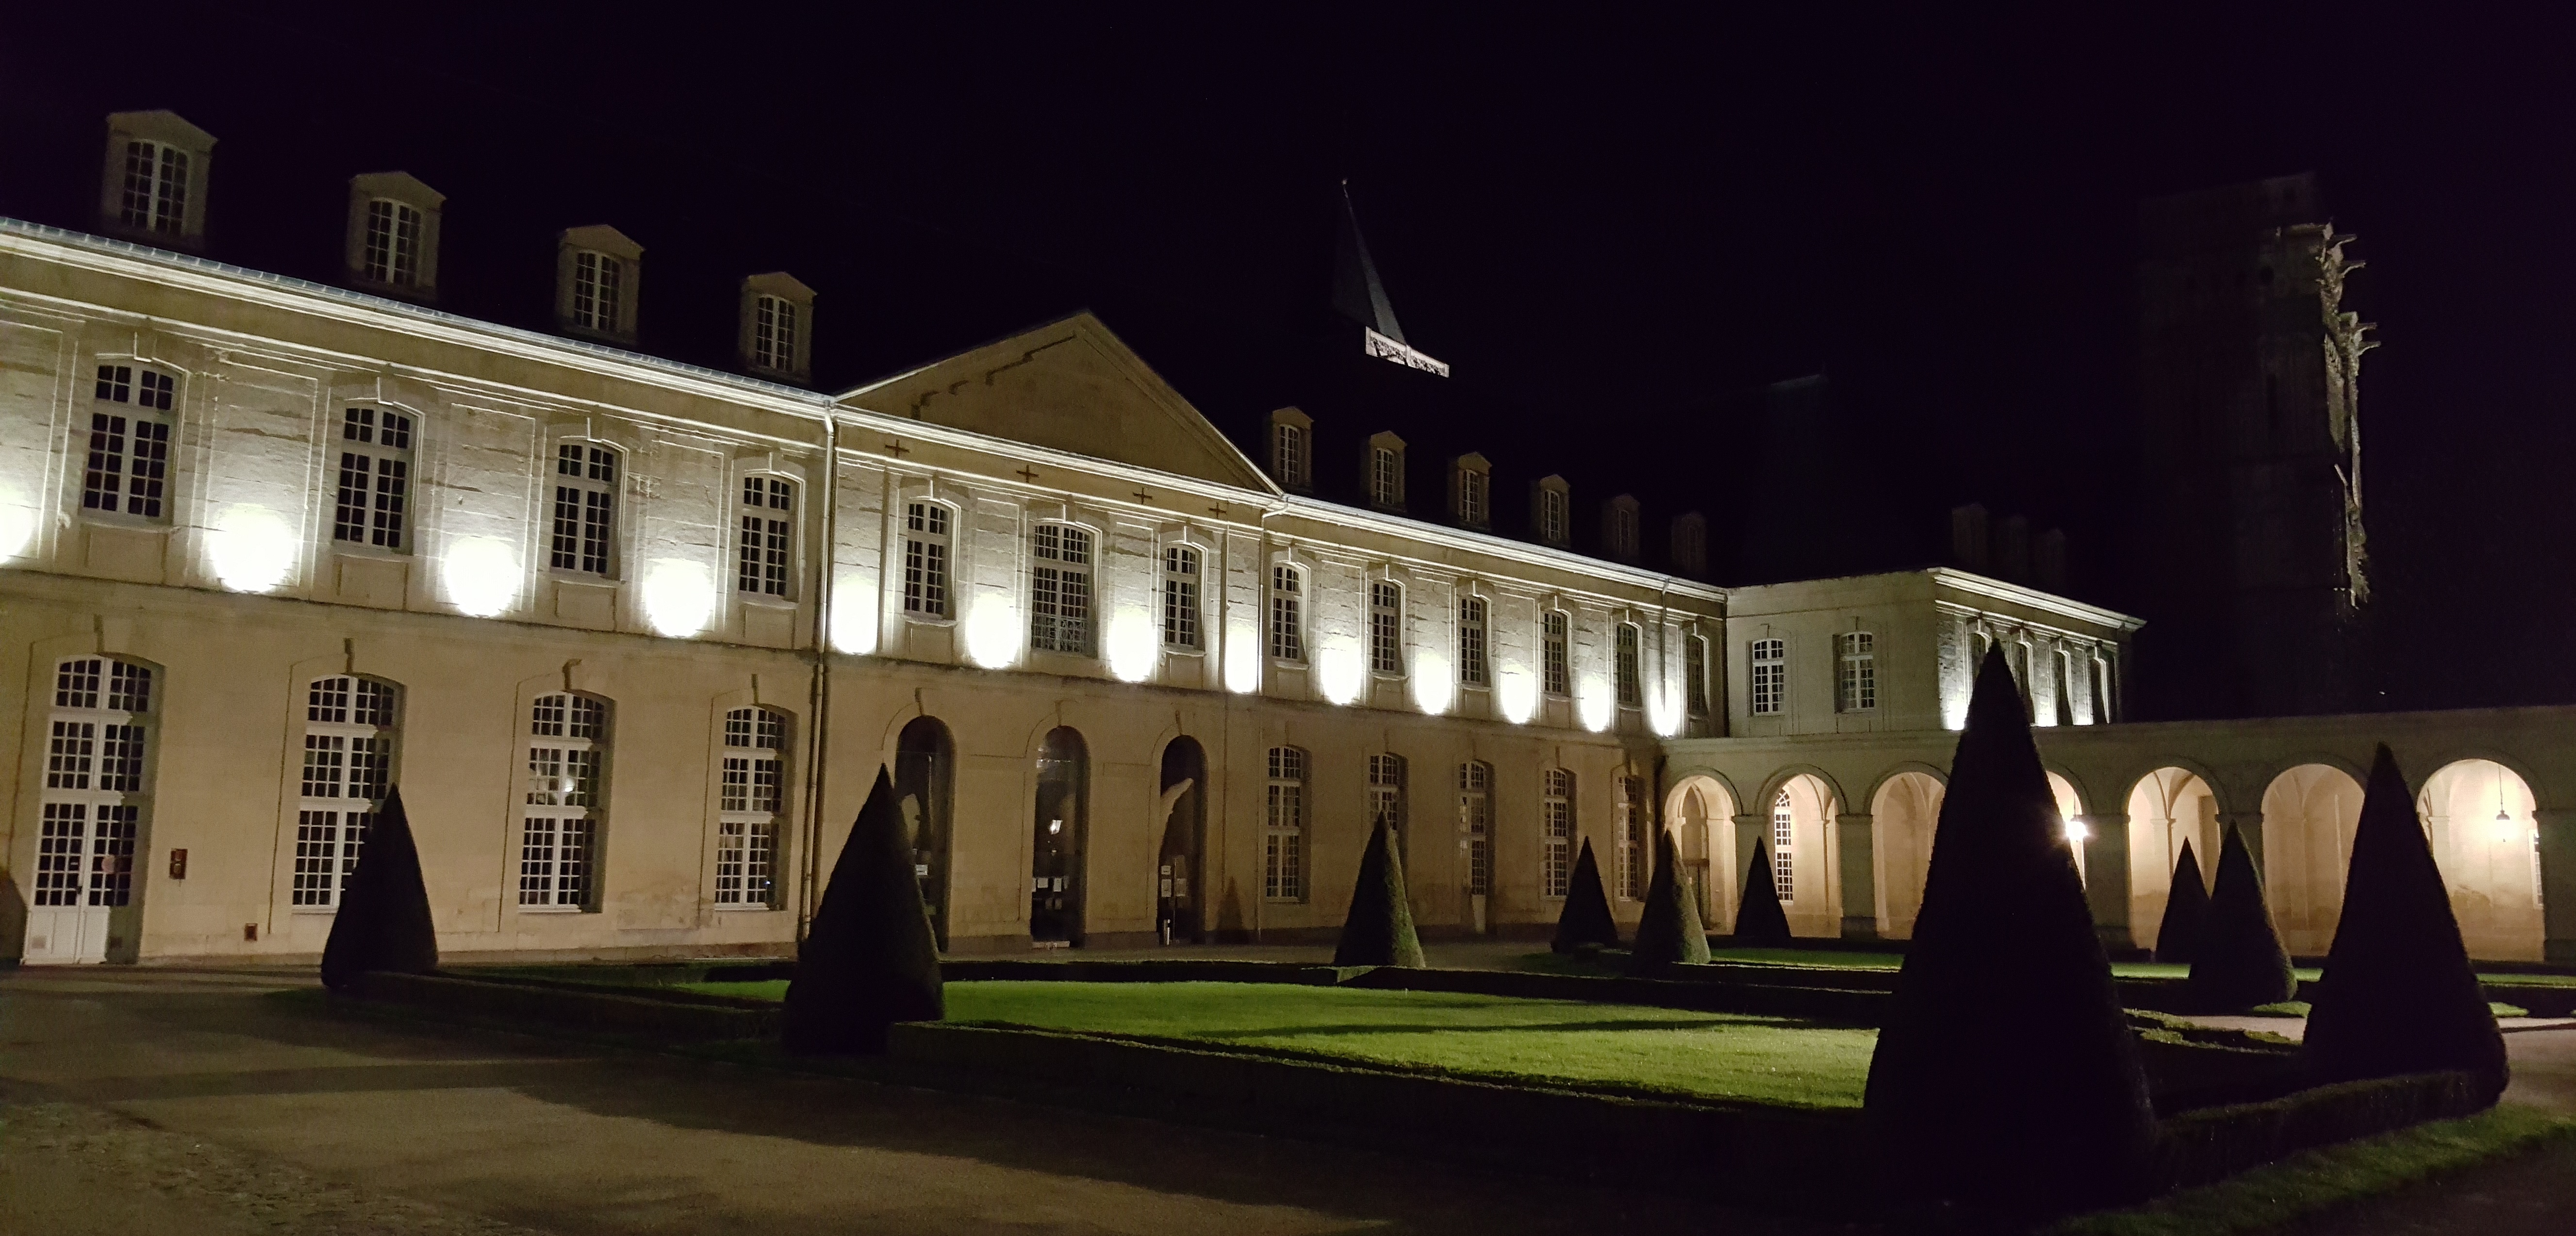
[2062,817,2090,845]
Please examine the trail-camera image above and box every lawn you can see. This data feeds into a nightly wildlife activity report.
[686,979,1877,1109]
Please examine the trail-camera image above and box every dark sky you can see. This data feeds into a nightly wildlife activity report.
[4,4,2572,711]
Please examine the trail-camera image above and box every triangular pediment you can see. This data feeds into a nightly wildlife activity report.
[838,313,1271,491]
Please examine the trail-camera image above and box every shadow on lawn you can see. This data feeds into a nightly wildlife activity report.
[1175,1017,1808,1039]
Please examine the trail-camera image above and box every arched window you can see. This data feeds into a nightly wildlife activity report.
[1029,524,1094,655]
[1268,564,1305,661]
[36,658,154,923]
[1543,611,1570,697]
[737,476,795,597]
[1770,790,1796,903]
[333,407,413,551]
[1162,545,1201,649]
[1369,580,1403,675]
[1458,761,1493,896]
[1750,638,1786,716]
[1457,595,1488,686]
[522,692,610,909]
[1541,768,1574,898]
[1368,754,1406,843]
[1265,746,1308,901]
[1837,632,1876,712]
[549,443,618,577]
[1615,623,1643,708]
[83,364,175,522]
[716,707,786,908]
[1615,774,1647,900]
[294,675,401,909]
[902,501,952,617]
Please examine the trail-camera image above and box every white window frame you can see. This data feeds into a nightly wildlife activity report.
[1162,544,1201,649]
[752,294,799,373]
[1368,753,1406,844]
[294,676,401,910]
[35,658,153,915]
[1029,523,1095,656]
[118,140,188,236]
[1684,634,1710,718]
[1615,623,1643,708]
[549,442,619,578]
[902,500,953,618]
[1265,746,1308,902]
[1750,638,1786,716]
[1608,502,1638,559]
[1771,790,1796,903]
[1459,761,1493,896]
[1268,563,1305,662]
[1541,768,1573,899]
[363,198,424,286]
[1457,594,1489,687]
[82,363,175,522]
[522,693,610,910]
[572,250,624,333]
[716,707,786,909]
[1458,464,1488,528]
[1837,631,1877,712]
[737,475,795,598]
[332,406,414,553]
[1273,423,1306,490]
[1369,579,1403,676]
[1370,445,1401,508]
[1537,486,1568,545]
[1543,610,1571,697]
[1615,775,1646,900]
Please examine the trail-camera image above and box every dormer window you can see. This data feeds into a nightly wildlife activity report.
[346,173,445,298]
[99,111,215,247]
[1671,511,1708,577]
[1451,453,1491,530]
[1365,431,1405,511]
[556,225,643,343]
[1603,495,1641,562]
[738,273,816,382]
[1533,476,1570,547]
[1267,408,1313,492]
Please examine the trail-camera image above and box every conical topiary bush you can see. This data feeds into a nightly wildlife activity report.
[2153,839,2210,964]
[2304,745,2509,1104]
[1551,837,1619,953]
[783,766,945,1054]
[320,786,439,990]
[2184,824,2296,1012]
[1732,836,1794,947]
[1865,647,2154,1213]
[1630,827,1712,972]
[1334,818,1425,967]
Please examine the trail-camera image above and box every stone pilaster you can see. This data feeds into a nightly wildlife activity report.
[1835,812,1878,939]
[2076,811,2135,952]
[2537,808,2576,965]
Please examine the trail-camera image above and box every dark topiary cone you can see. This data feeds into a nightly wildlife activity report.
[1630,828,1711,972]
[1732,836,1794,946]
[1865,647,2154,1214]
[783,767,945,1054]
[2304,745,2508,1104]
[2183,825,2296,1012]
[2153,839,2210,964]
[1551,837,1619,953]
[1334,818,1425,967]
[320,786,438,990]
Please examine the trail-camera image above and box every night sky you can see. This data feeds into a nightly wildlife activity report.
[4,5,2570,713]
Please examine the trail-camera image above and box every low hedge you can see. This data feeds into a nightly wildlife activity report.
[2149,1071,2489,1192]
[2116,974,2576,1019]
[342,970,778,1041]
[1345,964,1887,1023]
[940,959,1357,985]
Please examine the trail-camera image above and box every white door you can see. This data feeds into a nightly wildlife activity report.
[22,803,135,964]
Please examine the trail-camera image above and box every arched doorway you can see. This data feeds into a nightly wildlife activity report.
[894,716,954,951]
[1664,776,1737,930]
[2047,772,2085,883]
[1031,726,1089,944]
[1767,773,1839,938]
[1871,771,1945,939]
[2260,764,2364,955]
[2126,767,2219,955]
[1157,737,1207,944]
[2419,759,2544,961]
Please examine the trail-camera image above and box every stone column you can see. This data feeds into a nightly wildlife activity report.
[2077,811,2135,953]
[2219,810,2266,873]
[1836,812,1878,940]
[2538,809,2576,965]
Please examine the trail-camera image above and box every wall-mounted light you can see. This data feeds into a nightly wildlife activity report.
[641,559,715,637]
[2063,817,2090,845]
[208,504,296,593]
[442,536,520,617]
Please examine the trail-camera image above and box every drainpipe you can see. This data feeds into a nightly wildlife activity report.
[798,408,839,940]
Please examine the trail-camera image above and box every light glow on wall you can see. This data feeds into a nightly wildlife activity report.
[1411,652,1453,715]
[1646,688,1683,738]
[828,575,877,655]
[1106,609,1160,683]
[2063,818,2090,844]
[442,536,521,617]
[1496,668,1538,725]
[0,495,35,563]
[965,597,1022,669]
[641,559,715,637]
[207,504,296,593]
[1315,643,1365,705]
[1576,677,1613,733]
[1223,624,1262,693]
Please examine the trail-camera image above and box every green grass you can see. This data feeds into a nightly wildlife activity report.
[2048,1104,2576,1236]
[685,979,1877,1109]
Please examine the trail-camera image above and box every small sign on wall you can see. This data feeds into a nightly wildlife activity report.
[167,848,187,879]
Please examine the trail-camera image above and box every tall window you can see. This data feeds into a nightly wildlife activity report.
[119,141,187,235]
[36,659,153,913]
[1750,638,1786,716]
[1537,486,1568,544]
[1541,768,1574,898]
[550,443,617,577]
[333,407,413,551]
[1457,595,1488,687]
[1615,775,1647,900]
[2094,650,2117,723]
[2007,640,2033,718]
[752,295,798,372]
[1770,790,1796,903]
[1616,623,1643,708]
[1607,502,1639,559]
[716,707,785,908]
[1458,762,1493,896]
[1370,446,1402,508]
[1837,632,1876,712]
[1268,564,1305,661]
[1029,524,1094,655]
[2054,648,2075,725]
[83,364,174,521]
[1543,611,1571,697]
[1273,423,1306,489]
[1685,635,1710,718]
[1368,754,1406,842]
[1458,464,1488,528]
[363,199,423,286]
[737,477,793,597]
[1162,545,1201,648]
[1265,746,1307,901]
[294,676,400,909]
[572,250,623,332]
[522,693,609,909]
[1369,580,1403,675]
[903,501,951,617]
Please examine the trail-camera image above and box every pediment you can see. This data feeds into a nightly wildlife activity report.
[839,313,1271,491]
